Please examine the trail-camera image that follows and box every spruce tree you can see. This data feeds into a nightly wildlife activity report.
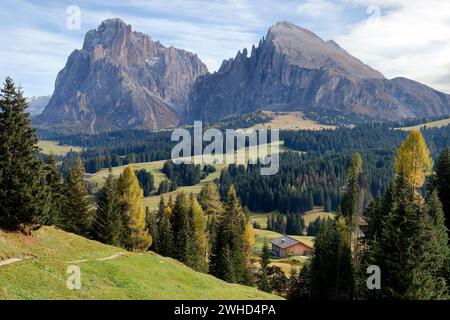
[210,186,248,284]
[310,218,353,299]
[92,169,122,246]
[157,204,175,257]
[432,147,450,233]
[171,192,191,263]
[0,77,47,230]
[258,238,272,293]
[288,261,312,300]
[152,197,166,253]
[40,155,64,226]
[118,166,152,251]
[62,157,93,237]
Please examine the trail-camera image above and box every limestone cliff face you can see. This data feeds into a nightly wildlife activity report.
[186,21,450,123]
[36,18,208,134]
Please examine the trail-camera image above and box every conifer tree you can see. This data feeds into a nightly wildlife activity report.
[157,204,174,257]
[171,192,191,263]
[199,183,223,249]
[242,218,256,284]
[118,166,152,251]
[210,185,248,284]
[152,197,166,252]
[92,169,122,246]
[187,194,208,272]
[432,147,450,233]
[258,238,271,293]
[362,134,448,299]
[40,155,64,226]
[310,218,353,299]
[0,77,47,230]
[62,157,93,237]
[288,261,312,300]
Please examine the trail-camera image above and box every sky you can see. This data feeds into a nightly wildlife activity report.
[0,0,449,97]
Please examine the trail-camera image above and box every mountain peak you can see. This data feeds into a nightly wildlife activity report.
[100,17,129,29]
[264,21,384,80]
[36,19,208,134]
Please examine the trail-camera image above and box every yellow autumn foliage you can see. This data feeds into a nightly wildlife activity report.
[394,129,433,189]
[118,165,152,251]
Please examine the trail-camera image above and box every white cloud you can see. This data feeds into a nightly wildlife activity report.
[336,0,450,93]
[1,0,450,96]
[297,0,342,17]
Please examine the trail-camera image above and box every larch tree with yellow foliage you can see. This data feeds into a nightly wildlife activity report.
[188,194,209,272]
[118,166,152,251]
[394,129,433,190]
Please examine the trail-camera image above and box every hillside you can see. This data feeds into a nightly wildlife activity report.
[0,226,282,300]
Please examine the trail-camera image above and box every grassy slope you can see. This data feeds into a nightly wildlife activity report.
[38,140,82,156]
[0,227,282,300]
[396,117,450,131]
[251,111,336,131]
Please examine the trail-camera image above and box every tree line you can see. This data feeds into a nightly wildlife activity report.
[219,150,393,214]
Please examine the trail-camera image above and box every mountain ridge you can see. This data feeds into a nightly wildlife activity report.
[185,21,450,123]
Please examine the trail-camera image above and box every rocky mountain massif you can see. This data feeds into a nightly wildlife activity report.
[185,21,450,123]
[27,96,50,116]
[35,18,208,134]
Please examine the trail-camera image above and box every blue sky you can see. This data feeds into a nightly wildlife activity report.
[1,0,449,97]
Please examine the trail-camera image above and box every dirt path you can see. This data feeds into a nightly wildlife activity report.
[0,252,127,267]
[0,256,32,267]
[66,252,127,264]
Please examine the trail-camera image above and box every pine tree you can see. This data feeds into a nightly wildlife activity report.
[187,194,208,272]
[118,166,152,251]
[92,169,122,246]
[146,206,159,251]
[62,157,93,237]
[0,77,47,230]
[258,238,271,293]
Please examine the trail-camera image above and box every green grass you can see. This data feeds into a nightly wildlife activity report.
[303,207,335,226]
[38,140,82,156]
[250,207,334,231]
[396,117,450,131]
[0,227,282,300]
